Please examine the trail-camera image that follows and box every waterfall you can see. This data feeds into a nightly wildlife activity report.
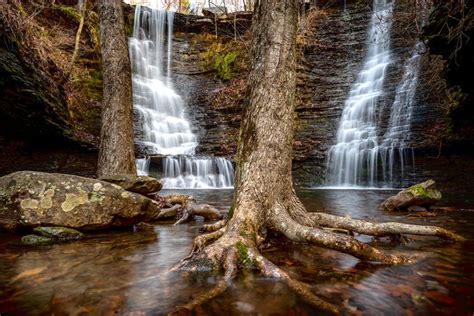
[379,42,423,185]
[129,5,234,189]
[326,0,394,187]
[161,156,235,189]
[326,0,423,188]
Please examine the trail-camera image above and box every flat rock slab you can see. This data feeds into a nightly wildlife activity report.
[99,174,162,195]
[0,171,162,232]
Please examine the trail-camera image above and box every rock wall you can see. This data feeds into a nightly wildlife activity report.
[1,1,472,187]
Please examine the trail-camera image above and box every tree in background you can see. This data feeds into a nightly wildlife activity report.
[97,0,136,177]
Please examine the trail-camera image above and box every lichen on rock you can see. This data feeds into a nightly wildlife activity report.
[379,180,442,212]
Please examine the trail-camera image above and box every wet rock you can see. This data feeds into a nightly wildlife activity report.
[0,171,162,232]
[99,174,162,195]
[428,206,458,212]
[379,180,442,212]
[407,206,428,212]
[133,222,155,232]
[21,234,54,246]
[33,226,84,240]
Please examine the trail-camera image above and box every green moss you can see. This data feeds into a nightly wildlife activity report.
[33,226,84,240]
[18,3,28,17]
[214,51,238,80]
[53,5,81,23]
[407,180,442,200]
[21,234,53,245]
[236,241,255,269]
[82,68,103,101]
[227,203,235,219]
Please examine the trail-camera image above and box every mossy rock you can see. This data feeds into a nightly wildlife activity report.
[33,226,84,240]
[21,234,53,246]
[406,180,442,200]
[379,180,442,212]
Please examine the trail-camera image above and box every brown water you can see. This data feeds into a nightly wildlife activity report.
[1,189,473,315]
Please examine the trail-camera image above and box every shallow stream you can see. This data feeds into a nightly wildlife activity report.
[1,189,473,315]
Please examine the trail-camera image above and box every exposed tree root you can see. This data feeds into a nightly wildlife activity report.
[200,220,227,233]
[154,204,182,220]
[269,205,409,264]
[248,248,340,314]
[164,194,195,206]
[159,194,223,225]
[182,228,226,261]
[308,212,466,241]
[172,249,237,315]
[173,198,465,313]
[173,235,340,314]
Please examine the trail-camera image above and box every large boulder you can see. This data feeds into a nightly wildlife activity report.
[0,171,162,232]
[379,180,442,212]
[99,174,162,195]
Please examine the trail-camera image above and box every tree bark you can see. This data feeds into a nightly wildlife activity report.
[97,0,136,177]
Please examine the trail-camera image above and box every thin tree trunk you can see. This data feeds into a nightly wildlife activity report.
[97,0,136,177]
[68,0,86,76]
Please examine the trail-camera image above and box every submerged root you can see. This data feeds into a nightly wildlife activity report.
[171,248,237,315]
[271,205,409,264]
[176,229,340,314]
[172,196,465,314]
[248,248,340,314]
[309,212,465,242]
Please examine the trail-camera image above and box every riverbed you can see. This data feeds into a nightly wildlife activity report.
[1,189,473,315]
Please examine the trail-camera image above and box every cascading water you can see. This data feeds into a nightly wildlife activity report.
[379,42,423,185]
[130,5,234,189]
[326,0,423,188]
[326,0,394,187]
[162,156,235,189]
[130,8,197,155]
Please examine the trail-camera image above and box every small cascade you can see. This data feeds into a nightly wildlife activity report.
[136,157,151,176]
[326,0,394,187]
[162,156,235,189]
[129,5,234,188]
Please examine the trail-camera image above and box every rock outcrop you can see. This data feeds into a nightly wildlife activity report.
[99,174,162,195]
[0,171,163,232]
[379,180,442,212]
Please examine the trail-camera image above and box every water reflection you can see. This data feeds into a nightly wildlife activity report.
[1,189,473,315]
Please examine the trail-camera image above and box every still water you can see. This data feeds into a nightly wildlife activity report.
[1,189,473,315]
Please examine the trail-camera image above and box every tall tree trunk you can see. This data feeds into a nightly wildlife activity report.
[174,0,464,313]
[97,0,136,177]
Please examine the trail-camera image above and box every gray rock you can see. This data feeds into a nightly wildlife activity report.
[0,171,162,232]
[379,180,442,212]
[99,174,162,195]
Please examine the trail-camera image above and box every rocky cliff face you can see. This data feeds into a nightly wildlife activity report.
[1,0,472,185]
[0,1,104,149]
[0,4,71,142]
[173,0,473,186]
